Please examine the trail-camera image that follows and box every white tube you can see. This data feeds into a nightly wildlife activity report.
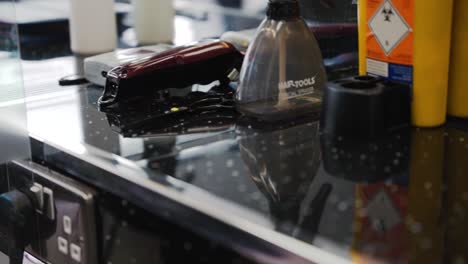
[131,0,175,45]
[69,0,117,55]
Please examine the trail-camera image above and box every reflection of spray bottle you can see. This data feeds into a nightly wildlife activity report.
[237,120,329,237]
[358,0,454,127]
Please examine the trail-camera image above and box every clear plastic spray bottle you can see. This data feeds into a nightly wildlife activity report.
[236,0,327,122]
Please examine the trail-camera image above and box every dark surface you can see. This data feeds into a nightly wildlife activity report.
[96,189,258,264]
[24,60,468,263]
[14,3,468,264]
[5,160,257,264]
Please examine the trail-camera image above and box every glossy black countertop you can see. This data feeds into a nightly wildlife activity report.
[14,4,468,263]
[22,55,468,264]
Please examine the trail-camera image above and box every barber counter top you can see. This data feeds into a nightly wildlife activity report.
[17,56,468,264]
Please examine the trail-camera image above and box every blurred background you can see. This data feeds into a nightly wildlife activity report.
[0,0,30,164]
[0,0,357,60]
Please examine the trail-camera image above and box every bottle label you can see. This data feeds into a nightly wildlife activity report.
[366,0,414,84]
[278,76,317,99]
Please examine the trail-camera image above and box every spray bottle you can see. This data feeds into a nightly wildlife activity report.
[235,0,327,122]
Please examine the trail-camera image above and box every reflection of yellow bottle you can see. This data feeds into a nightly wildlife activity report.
[445,128,468,261]
[448,0,468,118]
[358,0,454,127]
[407,128,445,264]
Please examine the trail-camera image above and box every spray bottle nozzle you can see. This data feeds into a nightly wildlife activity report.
[267,0,301,20]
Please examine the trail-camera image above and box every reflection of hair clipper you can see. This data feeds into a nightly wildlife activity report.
[99,40,244,107]
[102,84,237,137]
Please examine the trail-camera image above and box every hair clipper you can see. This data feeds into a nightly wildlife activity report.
[99,40,244,107]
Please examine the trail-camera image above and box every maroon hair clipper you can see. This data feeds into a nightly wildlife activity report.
[99,40,244,107]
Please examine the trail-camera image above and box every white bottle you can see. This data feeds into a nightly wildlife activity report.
[69,0,117,55]
[131,0,175,45]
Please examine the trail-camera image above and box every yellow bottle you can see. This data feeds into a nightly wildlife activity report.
[358,0,454,127]
[358,1,367,76]
[448,0,468,118]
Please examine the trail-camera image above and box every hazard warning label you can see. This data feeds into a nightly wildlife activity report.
[369,0,411,55]
[366,0,414,84]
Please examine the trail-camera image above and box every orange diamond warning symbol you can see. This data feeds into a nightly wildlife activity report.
[368,0,411,55]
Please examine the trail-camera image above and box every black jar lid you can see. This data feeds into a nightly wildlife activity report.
[267,0,301,20]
